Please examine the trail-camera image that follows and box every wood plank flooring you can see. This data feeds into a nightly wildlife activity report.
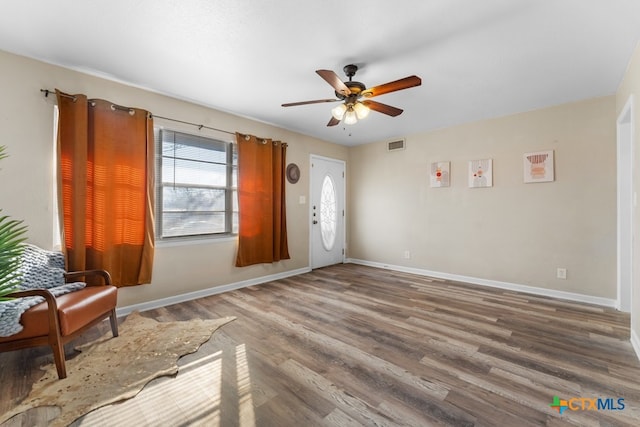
[2,263,640,426]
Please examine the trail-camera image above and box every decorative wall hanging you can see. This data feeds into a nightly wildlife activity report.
[430,161,450,187]
[468,159,493,188]
[286,163,300,184]
[524,150,554,183]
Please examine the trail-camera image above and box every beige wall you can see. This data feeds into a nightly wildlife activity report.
[348,96,617,299]
[616,42,640,337]
[0,50,347,308]
[0,47,623,311]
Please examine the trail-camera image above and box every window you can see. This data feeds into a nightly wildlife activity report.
[156,129,237,239]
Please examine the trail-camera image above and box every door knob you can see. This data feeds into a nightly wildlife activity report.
[312,220,318,225]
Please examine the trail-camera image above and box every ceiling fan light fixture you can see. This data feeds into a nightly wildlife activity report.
[283,65,421,128]
[344,107,358,125]
[331,103,347,120]
[353,102,370,119]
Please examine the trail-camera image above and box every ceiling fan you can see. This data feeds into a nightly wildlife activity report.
[282,64,422,126]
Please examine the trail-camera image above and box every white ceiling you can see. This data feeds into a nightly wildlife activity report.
[1,0,639,146]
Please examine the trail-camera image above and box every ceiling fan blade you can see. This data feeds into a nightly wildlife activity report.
[362,100,403,117]
[282,99,340,107]
[362,75,422,98]
[316,70,351,96]
[327,116,340,127]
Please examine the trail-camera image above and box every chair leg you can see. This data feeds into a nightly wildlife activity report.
[109,308,119,337]
[50,338,67,379]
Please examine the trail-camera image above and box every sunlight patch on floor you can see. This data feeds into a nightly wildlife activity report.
[236,343,256,427]
[77,351,223,426]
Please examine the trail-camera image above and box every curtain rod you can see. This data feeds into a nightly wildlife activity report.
[150,114,235,136]
[41,88,235,136]
[41,89,76,101]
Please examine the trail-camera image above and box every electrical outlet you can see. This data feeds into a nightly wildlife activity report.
[403,250,411,259]
[557,268,567,279]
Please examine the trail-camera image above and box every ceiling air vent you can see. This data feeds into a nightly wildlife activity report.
[387,139,406,151]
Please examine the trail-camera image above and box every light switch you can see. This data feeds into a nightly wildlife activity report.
[299,195,306,204]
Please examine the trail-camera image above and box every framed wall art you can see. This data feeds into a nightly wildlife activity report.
[430,161,450,187]
[523,150,554,183]
[468,158,493,188]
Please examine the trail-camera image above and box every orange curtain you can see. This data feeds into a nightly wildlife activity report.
[235,133,290,267]
[56,90,155,286]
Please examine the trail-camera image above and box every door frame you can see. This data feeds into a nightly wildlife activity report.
[309,154,346,269]
[617,95,634,312]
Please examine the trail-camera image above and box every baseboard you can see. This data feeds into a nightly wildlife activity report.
[345,258,617,308]
[116,267,311,317]
[118,259,617,316]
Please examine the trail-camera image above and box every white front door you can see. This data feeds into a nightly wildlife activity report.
[310,155,345,269]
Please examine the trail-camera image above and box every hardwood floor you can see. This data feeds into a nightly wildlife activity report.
[2,263,640,426]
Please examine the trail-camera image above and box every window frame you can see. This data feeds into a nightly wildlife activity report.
[155,127,237,242]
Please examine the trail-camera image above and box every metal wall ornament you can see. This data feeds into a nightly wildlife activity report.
[286,163,300,184]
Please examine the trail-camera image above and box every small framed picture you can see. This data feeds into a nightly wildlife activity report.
[468,159,493,188]
[524,150,554,183]
[430,161,450,187]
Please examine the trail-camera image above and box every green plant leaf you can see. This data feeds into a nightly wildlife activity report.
[0,145,29,298]
[0,213,27,296]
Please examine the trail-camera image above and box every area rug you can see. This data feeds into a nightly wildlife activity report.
[0,311,235,427]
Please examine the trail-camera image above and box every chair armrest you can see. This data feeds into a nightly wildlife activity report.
[6,289,61,338]
[6,288,58,306]
[65,269,112,286]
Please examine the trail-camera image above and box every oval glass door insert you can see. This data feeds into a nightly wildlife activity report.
[320,175,337,250]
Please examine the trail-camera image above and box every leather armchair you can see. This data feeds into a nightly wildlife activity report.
[0,269,118,379]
